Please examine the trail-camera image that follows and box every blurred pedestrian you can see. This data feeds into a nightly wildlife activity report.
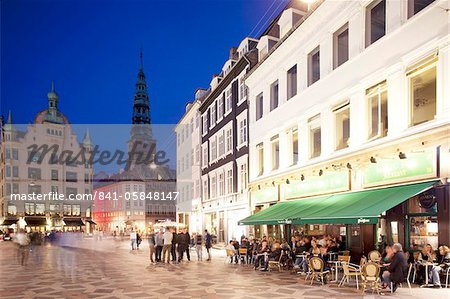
[14,229,30,266]
[162,228,173,264]
[204,229,212,261]
[195,232,203,261]
[148,230,156,264]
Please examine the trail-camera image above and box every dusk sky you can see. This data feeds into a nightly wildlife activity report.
[1,0,289,125]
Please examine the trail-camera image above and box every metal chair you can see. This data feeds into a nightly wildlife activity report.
[339,261,361,289]
[368,250,381,263]
[361,262,381,294]
[309,257,330,285]
[268,251,284,272]
[238,247,248,264]
[224,249,235,264]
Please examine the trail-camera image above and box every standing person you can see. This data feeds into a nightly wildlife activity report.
[148,230,156,264]
[130,229,137,250]
[177,230,187,262]
[381,243,408,293]
[204,229,212,261]
[14,229,30,266]
[195,232,203,261]
[162,227,173,264]
[155,230,164,262]
[136,232,142,250]
[184,229,191,261]
[171,229,178,262]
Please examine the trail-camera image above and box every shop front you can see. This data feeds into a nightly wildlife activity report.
[239,180,442,260]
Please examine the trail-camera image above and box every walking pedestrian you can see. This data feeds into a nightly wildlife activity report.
[155,230,164,262]
[130,229,137,250]
[204,229,212,261]
[177,230,186,262]
[14,229,30,266]
[185,229,191,261]
[162,227,173,264]
[148,230,156,264]
[195,233,203,261]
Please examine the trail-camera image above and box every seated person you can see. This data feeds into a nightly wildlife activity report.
[254,240,270,269]
[381,243,408,292]
[382,245,394,263]
[298,239,321,273]
[260,242,282,271]
[416,243,437,283]
[226,240,237,264]
[430,245,450,287]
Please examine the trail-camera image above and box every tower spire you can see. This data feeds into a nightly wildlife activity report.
[131,49,151,125]
[139,47,143,70]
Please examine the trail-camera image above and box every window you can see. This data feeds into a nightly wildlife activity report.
[7,204,17,216]
[5,149,10,160]
[195,145,200,164]
[35,203,45,216]
[257,143,264,176]
[12,148,18,160]
[12,166,18,177]
[66,187,77,197]
[28,167,41,179]
[202,114,208,134]
[240,164,247,192]
[366,0,386,47]
[217,97,224,120]
[66,171,77,182]
[50,204,60,215]
[227,169,233,194]
[210,104,216,127]
[287,65,297,100]
[239,78,247,101]
[366,81,388,139]
[211,137,217,161]
[292,129,299,165]
[63,204,72,216]
[72,205,80,216]
[51,186,58,193]
[28,185,41,195]
[308,47,320,86]
[190,118,194,133]
[309,115,321,158]
[218,173,224,196]
[225,88,232,112]
[211,176,217,198]
[5,166,11,177]
[270,80,279,111]
[334,103,351,150]
[218,132,225,157]
[203,179,209,199]
[239,118,247,145]
[51,169,58,181]
[12,183,18,194]
[408,58,437,126]
[333,23,349,69]
[181,157,185,172]
[177,133,180,146]
[202,145,208,167]
[25,203,35,215]
[226,128,232,152]
[271,136,280,170]
[408,0,434,18]
[256,93,264,120]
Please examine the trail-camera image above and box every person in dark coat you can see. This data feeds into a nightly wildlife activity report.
[184,229,191,261]
[171,230,178,262]
[381,243,408,292]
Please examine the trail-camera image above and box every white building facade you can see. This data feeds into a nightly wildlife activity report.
[245,0,450,251]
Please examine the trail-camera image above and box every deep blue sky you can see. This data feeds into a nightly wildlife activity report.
[1,0,288,125]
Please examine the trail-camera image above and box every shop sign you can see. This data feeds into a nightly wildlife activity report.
[251,186,278,204]
[418,190,436,209]
[285,170,350,199]
[363,151,436,187]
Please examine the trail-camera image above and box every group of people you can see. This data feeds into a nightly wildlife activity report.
[146,228,212,264]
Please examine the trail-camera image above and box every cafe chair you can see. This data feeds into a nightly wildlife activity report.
[224,249,235,264]
[361,262,381,295]
[339,261,361,289]
[268,251,284,272]
[368,250,381,263]
[309,257,330,286]
[238,248,248,264]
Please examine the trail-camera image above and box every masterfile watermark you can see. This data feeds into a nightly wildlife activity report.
[10,192,94,201]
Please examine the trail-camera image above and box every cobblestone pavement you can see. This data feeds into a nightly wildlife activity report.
[0,238,448,299]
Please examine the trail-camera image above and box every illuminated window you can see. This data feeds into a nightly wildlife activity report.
[309,115,321,158]
[271,135,280,170]
[334,102,350,150]
[367,81,388,139]
[257,143,264,176]
[408,57,437,126]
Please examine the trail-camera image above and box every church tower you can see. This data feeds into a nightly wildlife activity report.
[127,49,156,168]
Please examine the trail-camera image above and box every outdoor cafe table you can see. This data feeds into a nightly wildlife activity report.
[328,260,341,283]
[420,261,438,288]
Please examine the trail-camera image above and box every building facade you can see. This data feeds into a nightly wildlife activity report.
[175,89,208,234]
[0,84,95,233]
[199,38,258,242]
[244,0,449,256]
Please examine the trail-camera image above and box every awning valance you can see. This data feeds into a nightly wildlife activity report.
[63,218,85,226]
[24,217,47,226]
[1,218,18,226]
[239,180,439,225]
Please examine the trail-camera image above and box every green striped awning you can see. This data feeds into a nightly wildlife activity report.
[239,180,439,225]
